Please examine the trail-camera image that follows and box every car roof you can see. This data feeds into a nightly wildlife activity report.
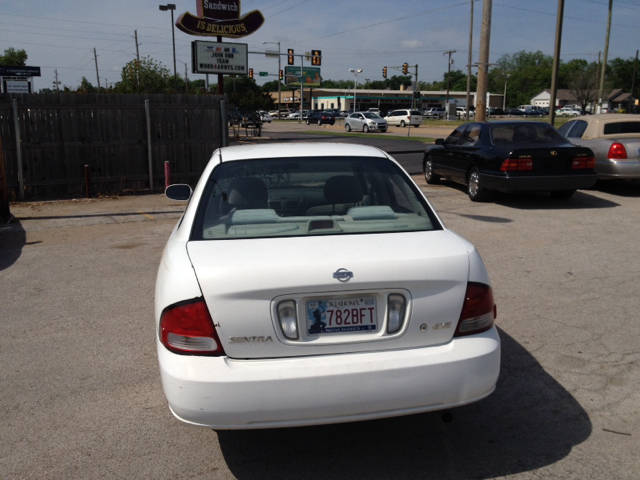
[218,142,388,162]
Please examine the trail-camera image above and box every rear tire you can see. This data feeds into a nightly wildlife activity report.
[345,123,351,132]
[424,157,441,185]
[468,167,491,202]
[400,120,406,127]
[330,119,335,125]
[318,119,322,126]
[550,189,576,200]
[306,119,311,125]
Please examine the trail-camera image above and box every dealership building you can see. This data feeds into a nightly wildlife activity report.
[269,87,504,112]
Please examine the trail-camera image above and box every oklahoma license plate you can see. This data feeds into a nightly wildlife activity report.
[306,297,377,335]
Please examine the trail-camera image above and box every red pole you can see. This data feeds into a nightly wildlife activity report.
[84,165,91,199]
[164,161,171,189]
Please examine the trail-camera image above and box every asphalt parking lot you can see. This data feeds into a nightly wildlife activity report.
[1,170,639,478]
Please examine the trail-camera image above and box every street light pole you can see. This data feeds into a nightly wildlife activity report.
[159,4,178,92]
[349,68,362,113]
[503,73,510,110]
[443,50,456,119]
[263,41,281,116]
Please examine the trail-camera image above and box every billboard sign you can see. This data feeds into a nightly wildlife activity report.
[192,41,248,75]
[284,66,321,87]
[176,0,264,38]
[0,65,41,77]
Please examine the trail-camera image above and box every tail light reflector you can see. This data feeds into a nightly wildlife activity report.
[387,294,406,334]
[277,300,299,340]
[571,156,596,169]
[454,282,496,337]
[159,298,225,356]
[500,158,533,171]
[608,143,627,159]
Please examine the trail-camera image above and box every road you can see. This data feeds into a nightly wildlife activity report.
[1,130,639,479]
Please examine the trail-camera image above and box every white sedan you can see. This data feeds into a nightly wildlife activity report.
[156,143,500,430]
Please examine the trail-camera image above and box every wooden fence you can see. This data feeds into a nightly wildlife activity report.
[0,93,227,200]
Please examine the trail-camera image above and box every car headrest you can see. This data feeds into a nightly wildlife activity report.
[225,177,268,210]
[324,175,363,205]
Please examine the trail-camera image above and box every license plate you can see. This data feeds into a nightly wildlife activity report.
[306,297,377,335]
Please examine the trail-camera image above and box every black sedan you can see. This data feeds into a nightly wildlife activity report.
[306,110,338,125]
[423,122,598,201]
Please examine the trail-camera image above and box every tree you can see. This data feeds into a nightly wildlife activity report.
[115,56,172,94]
[77,77,97,94]
[606,57,638,98]
[565,61,599,111]
[224,76,274,111]
[0,47,28,66]
[261,80,286,92]
[488,51,553,108]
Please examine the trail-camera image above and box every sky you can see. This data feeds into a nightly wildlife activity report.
[2,0,640,92]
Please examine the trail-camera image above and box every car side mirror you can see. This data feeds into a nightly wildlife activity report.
[435,138,445,146]
[165,184,192,201]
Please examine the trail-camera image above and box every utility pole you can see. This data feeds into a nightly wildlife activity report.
[184,62,188,93]
[53,69,61,92]
[475,0,492,122]
[598,0,613,113]
[443,50,457,118]
[93,48,101,89]
[465,0,475,121]
[548,0,565,127]
[631,50,638,113]
[134,30,141,62]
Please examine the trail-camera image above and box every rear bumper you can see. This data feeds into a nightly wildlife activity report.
[481,172,597,191]
[596,159,640,179]
[158,327,501,429]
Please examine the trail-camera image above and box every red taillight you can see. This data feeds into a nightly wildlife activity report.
[159,298,225,356]
[571,156,596,169]
[608,143,627,159]
[407,115,411,120]
[454,282,496,337]
[500,158,533,171]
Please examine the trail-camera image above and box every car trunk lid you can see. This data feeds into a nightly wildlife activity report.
[187,230,470,359]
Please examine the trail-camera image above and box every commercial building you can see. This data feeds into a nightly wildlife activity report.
[269,87,504,113]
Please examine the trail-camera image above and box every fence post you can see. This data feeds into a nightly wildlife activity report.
[12,99,24,201]
[84,165,91,198]
[164,161,171,189]
[220,99,227,147]
[145,99,153,191]
[0,136,10,220]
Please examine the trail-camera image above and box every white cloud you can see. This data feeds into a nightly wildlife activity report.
[401,40,424,49]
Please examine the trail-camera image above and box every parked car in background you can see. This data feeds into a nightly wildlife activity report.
[384,109,423,127]
[556,107,581,117]
[505,109,525,116]
[344,112,388,133]
[456,107,474,119]
[306,110,338,125]
[423,121,598,201]
[367,108,381,116]
[158,142,500,429]
[487,108,505,116]
[259,111,273,123]
[557,114,640,180]
[424,107,446,119]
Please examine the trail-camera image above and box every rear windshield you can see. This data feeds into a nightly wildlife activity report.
[192,156,441,240]
[603,122,640,135]
[410,111,423,116]
[491,123,566,145]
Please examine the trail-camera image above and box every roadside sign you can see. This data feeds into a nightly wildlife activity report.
[259,72,268,76]
[284,66,321,87]
[191,40,248,75]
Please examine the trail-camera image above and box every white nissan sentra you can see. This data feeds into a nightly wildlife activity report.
[156,143,500,430]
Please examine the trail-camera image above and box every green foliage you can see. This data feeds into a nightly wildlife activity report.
[606,57,639,98]
[115,56,172,94]
[77,77,97,94]
[261,80,286,92]
[0,47,28,66]
[224,76,275,111]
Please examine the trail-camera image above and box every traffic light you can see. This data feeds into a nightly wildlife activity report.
[382,66,387,78]
[279,70,283,81]
[249,68,253,79]
[413,90,420,99]
[402,63,408,75]
[288,49,294,65]
[312,49,321,66]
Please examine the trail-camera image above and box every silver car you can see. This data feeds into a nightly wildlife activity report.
[558,114,640,180]
[345,112,388,133]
